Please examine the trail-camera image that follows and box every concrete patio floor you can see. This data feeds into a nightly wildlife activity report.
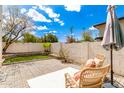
[0,59,79,88]
[0,58,123,88]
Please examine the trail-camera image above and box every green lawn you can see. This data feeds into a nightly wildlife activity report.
[3,55,49,65]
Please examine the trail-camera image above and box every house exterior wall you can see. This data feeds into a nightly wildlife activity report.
[95,19,124,36]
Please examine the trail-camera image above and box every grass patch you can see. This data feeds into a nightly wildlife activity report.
[3,55,49,65]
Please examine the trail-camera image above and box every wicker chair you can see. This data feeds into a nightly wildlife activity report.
[65,65,110,88]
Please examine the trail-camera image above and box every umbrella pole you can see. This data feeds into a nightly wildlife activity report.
[110,44,114,85]
[109,5,114,85]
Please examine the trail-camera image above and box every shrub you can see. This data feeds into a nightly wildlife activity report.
[42,43,51,54]
[82,31,94,42]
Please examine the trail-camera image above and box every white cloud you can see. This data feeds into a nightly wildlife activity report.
[33,25,48,30]
[37,26,48,30]
[29,31,36,35]
[49,30,57,33]
[52,30,57,33]
[32,6,37,9]
[27,9,52,22]
[54,18,64,26]
[59,21,64,26]
[39,6,60,18]
[64,5,81,12]
[89,26,98,30]
[33,26,37,29]
[38,5,64,26]
[54,18,60,22]
[21,8,27,14]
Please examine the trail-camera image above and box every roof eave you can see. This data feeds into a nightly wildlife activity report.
[93,17,124,27]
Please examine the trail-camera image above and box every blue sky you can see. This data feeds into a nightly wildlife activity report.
[19,5,124,42]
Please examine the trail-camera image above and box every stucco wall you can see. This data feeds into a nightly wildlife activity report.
[51,42,108,65]
[89,42,124,76]
[51,43,61,56]
[66,43,88,64]
[51,43,88,64]
[51,42,124,76]
[3,43,44,53]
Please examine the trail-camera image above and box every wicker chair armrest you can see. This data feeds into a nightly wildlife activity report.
[65,73,79,88]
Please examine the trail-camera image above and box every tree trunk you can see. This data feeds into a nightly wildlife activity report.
[3,42,11,54]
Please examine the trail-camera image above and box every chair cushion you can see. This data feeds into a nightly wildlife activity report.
[73,71,81,81]
[94,57,102,67]
[85,59,96,68]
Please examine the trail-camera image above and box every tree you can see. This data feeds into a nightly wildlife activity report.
[66,26,76,43]
[2,6,33,53]
[41,33,58,43]
[23,32,41,43]
[82,31,94,42]
[66,36,76,43]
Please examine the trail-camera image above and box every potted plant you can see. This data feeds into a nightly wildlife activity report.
[43,43,51,55]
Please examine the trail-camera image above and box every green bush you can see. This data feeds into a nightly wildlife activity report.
[42,43,51,54]
[82,31,94,42]
[43,43,51,48]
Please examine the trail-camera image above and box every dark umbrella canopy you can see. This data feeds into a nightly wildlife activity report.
[101,5,124,85]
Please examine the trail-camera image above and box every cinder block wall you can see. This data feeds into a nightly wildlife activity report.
[50,43,61,56]
[3,42,124,76]
[51,42,124,76]
[3,43,44,53]
[88,42,124,76]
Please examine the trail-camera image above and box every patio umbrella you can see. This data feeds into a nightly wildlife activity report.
[101,5,124,85]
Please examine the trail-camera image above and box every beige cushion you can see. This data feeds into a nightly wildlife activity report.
[85,59,96,68]
[94,57,102,67]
